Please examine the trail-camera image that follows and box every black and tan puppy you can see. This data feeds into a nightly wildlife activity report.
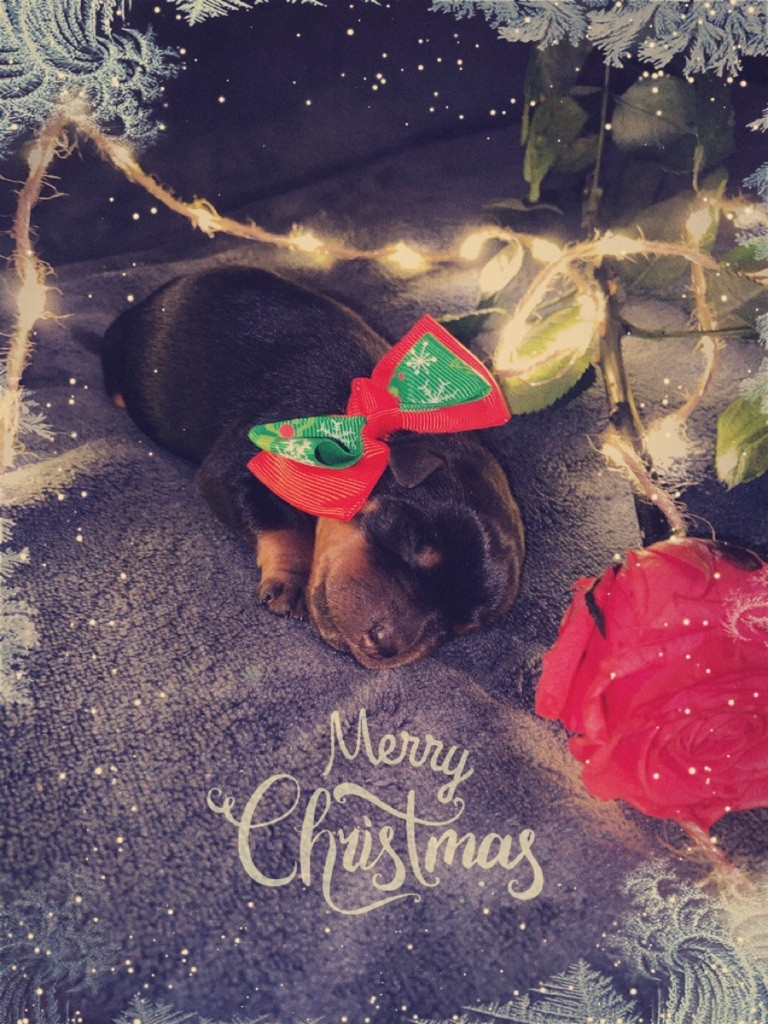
[102,266,524,668]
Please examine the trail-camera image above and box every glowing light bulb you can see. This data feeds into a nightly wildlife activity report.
[644,413,690,473]
[188,199,220,237]
[477,239,523,295]
[459,227,505,261]
[17,270,47,328]
[577,292,600,319]
[644,412,705,488]
[496,314,529,364]
[495,290,603,372]
[289,226,325,253]
[386,242,427,274]
[529,238,563,264]
[600,431,634,475]
[107,142,139,174]
[686,206,716,246]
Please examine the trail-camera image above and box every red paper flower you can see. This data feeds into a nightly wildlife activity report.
[535,537,768,831]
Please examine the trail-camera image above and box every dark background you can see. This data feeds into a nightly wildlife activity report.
[1,0,766,267]
[5,0,528,263]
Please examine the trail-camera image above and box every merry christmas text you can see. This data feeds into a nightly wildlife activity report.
[207,709,543,915]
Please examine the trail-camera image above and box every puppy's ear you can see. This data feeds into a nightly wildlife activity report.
[388,442,445,488]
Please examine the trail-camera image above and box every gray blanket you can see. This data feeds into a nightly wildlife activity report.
[2,128,767,1023]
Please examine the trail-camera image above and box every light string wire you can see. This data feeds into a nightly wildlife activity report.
[0,113,69,471]
[0,106,761,477]
[599,205,732,532]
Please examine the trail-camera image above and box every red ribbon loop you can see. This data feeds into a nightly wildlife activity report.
[247,315,510,521]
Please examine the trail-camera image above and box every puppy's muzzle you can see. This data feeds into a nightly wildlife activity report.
[360,621,399,661]
[309,517,447,669]
[308,580,438,668]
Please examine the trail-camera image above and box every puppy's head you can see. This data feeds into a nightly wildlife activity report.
[306,434,524,668]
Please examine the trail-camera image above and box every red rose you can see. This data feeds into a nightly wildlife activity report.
[535,537,768,831]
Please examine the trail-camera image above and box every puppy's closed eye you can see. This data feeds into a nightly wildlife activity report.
[411,544,442,569]
[363,501,441,571]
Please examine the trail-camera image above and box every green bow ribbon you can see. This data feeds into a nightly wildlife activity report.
[249,414,367,469]
[248,331,491,469]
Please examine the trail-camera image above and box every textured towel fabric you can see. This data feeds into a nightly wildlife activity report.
[2,128,767,1024]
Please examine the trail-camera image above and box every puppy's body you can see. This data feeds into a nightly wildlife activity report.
[103,266,524,667]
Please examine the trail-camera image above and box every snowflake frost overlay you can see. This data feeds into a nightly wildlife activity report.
[431,1,768,75]
[724,566,768,646]
[0,0,174,156]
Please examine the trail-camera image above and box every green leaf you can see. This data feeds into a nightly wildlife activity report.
[694,74,735,173]
[701,267,768,329]
[612,76,697,171]
[623,174,724,244]
[716,392,768,488]
[484,197,564,217]
[570,85,602,97]
[438,308,504,348]
[611,75,733,178]
[608,159,665,223]
[497,300,598,414]
[613,169,727,293]
[522,41,591,144]
[523,96,588,203]
[722,238,768,275]
[551,133,599,175]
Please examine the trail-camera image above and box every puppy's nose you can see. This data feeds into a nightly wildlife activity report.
[360,622,399,660]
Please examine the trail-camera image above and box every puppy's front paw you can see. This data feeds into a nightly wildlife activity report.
[255,527,314,620]
[258,573,308,619]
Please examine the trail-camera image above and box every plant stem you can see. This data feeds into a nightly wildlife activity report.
[582,62,611,232]
[595,269,674,545]
[679,821,753,896]
[620,319,752,341]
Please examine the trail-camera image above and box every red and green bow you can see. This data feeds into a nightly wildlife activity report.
[246,315,510,520]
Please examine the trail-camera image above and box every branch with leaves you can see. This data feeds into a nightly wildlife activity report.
[442,43,768,544]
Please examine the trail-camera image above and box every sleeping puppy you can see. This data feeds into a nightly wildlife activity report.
[102,266,524,668]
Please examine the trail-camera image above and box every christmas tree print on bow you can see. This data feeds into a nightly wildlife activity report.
[246,315,510,519]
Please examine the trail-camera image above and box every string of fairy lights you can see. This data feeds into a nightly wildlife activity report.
[2,102,764,534]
